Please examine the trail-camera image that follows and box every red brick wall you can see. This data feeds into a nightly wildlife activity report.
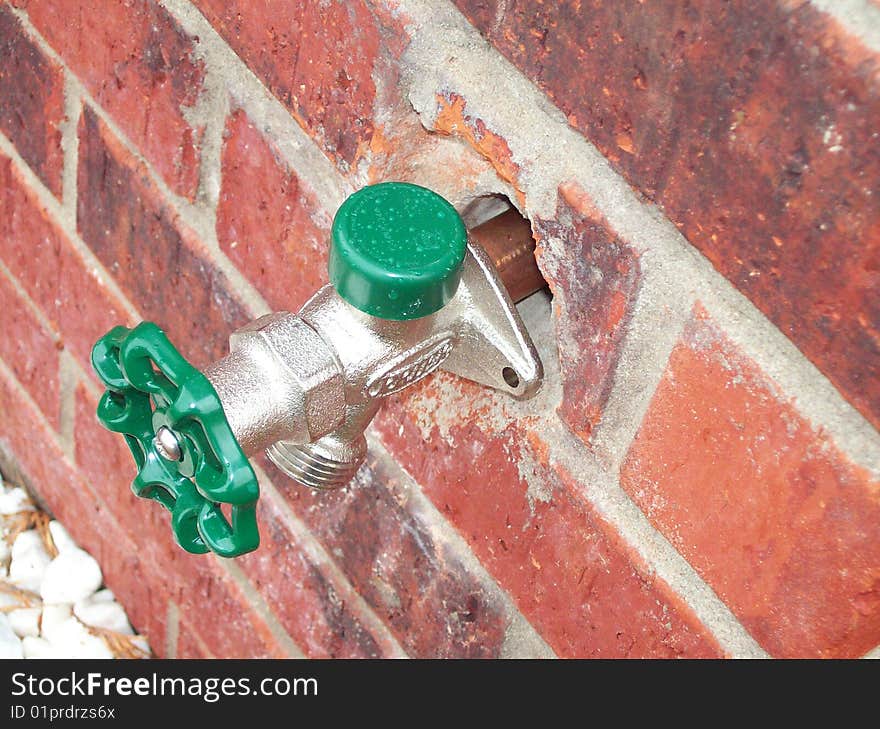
[0,0,878,658]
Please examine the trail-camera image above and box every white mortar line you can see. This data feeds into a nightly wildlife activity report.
[0,258,68,454]
[160,0,352,215]
[164,601,181,659]
[250,463,409,658]
[863,643,880,659]
[0,129,140,325]
[808,0,880,52]
[216,558,307,658]
[545,421,769,657]
[513,294,769,656]
[0,258,61,341]
[366,434,556,658]
[58,70,82,228]
[8,5,273,321]
[392,0,880,479]
[57,350,80,459]
[585,257,696,470]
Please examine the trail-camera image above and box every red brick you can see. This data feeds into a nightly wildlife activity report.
[0,5,64,197]
[217,108,330,312]
[0,154,133,376]
[0,271,60,427]
[192,0,383,171]
[168,560,290,659]
[73,384,156,537]
[0,367,99,534]
[535,184,641,442]
[453,0,880,431]
[621,307,880,657]
[374,375,722,658]
[15,0,204,199]
[76,106,248,368]
[239,491,391,658]
[262,452,510,658]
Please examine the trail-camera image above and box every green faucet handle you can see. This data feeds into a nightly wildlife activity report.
[91,322,259,557]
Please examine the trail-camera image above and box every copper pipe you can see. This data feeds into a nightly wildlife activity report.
[470,209,547,303]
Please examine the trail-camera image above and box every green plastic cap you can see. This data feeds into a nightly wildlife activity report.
[329,182,467,320]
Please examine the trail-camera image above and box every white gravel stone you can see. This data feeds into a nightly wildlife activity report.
[40,548,103,604]
[8,607,41,638]
[49,617,113,659]
[74,590,133,635]
[40,603,73,643]
[47,521,78,553]
[9,530,51,592]
[22,636,57,659]
[0,486,35,515]
[1,478,148,659]
[0,613,24,658]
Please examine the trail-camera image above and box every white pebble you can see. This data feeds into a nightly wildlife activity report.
[49,617,113,659]
[74,590,132,635]
[47,521,78,553]
[40,604,72,643]
[0,486,34,515]
[40,548,102,604]
[22,636,57,659]
[0,613,24,658]
[8,607,41,638]
[9,530,51,592]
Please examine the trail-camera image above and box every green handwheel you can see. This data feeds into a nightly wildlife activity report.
[91,322,259,557]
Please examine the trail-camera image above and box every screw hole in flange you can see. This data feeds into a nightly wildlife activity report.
[502,366,520,388]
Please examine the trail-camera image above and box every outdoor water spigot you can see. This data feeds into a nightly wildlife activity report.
[92,183,544,557]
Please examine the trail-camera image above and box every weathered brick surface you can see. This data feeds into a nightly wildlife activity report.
[535,184,641,441]
[239,490,394,658]
[453,0,880,432]
[0,154,132,374]
[374,375,722,658]
[1,0,879,660]
[0,4,64,197]
[14,0,205,199]
[621,307,880,658]
[217,108,330,312]
[264,452,510,658]
[77,107,247,368]
[0,271,59,427]
[193,0,383,171]
[175,627,212,659]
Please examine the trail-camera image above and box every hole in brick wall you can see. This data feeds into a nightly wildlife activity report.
[459,193,514,229]
[465,194,548,305]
